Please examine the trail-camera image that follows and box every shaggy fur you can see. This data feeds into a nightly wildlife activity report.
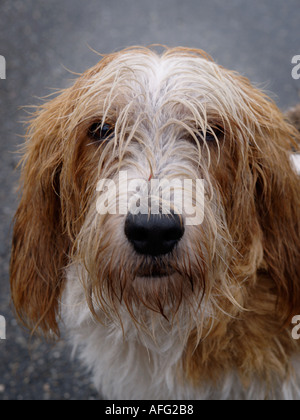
[10,46,300,400]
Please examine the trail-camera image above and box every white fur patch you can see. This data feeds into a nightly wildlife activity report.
[291,154,300,175]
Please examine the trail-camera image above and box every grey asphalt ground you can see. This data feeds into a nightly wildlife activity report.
[0,0,299,400]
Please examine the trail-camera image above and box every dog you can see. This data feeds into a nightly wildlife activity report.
[10,46,300,400]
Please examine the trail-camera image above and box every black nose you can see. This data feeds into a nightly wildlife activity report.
[124,212,184,256]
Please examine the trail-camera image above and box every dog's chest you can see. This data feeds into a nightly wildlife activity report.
[62,268,300,400]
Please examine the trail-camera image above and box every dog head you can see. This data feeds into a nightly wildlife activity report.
[10,47,300,342]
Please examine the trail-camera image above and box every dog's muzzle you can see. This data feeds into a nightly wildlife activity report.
[124,212,185,257]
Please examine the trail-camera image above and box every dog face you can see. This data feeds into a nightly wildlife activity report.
[10,47,300,353]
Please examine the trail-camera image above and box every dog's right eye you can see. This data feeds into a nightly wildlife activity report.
[88,122,114,143]
[197,126,224,144]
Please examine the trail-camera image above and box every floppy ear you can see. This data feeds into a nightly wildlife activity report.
[250,99,300,324]
[10,55,121,336]
[10,93,71,337]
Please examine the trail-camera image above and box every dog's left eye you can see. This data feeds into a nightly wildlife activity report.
[88,122,114,142]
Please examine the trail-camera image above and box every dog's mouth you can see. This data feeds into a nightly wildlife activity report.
[135,260,175,278]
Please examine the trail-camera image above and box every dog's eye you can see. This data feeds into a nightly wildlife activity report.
[197,126,223,143]
[88,122,114,142]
